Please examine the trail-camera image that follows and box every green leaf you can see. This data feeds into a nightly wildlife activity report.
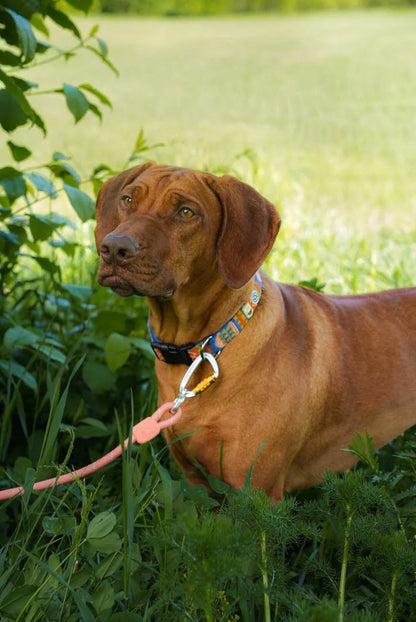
[63,83,89,123]
[0,166,21,179]
[85,44,119,76]
[0,585,38,617]
[87,512,117,539]
[46,7,81,39]
[96,37,108,58]
[43,514,77,536]
[93,581,114,614]
[79,83,112,108]
[4,326,38,349]
[31,255,60,275]
[0,89,27,131]
[86,532,122,555]
[0,70,45,133]
[104,333,132,372]
[0,359,37,391]
[29,214,60,241]
[7,140,31,162]
[61,283,92,301]
[82,361,116,394]
[66,0,94,13]
[0,175,26,204]
[48,162,81,184]
[95,553,123,580]
[30,13,49,37]
[64,184,95,221]
[0,230,19,247]
[37,343,66,364]
[0,50,21,66]
[3,8,37,63]
[53,151,70,161]
[25,172,57,197]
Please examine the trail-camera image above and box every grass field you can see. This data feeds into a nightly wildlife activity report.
[16,11,416,216]
[11,9,416,292]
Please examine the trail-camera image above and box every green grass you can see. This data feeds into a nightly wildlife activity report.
[13,10,416,230]
[11,9,416,293]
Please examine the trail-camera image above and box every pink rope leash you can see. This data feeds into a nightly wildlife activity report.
[0,402,182,501]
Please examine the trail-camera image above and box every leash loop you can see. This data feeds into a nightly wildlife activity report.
[170,352,219,413]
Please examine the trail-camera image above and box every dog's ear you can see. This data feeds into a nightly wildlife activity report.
[213,174,281,289]
[94,162,155,251]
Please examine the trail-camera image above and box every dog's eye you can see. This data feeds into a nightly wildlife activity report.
[121,195,132,208]
[178,206,195,219]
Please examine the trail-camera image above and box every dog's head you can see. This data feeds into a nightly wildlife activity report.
[94,162,281,298]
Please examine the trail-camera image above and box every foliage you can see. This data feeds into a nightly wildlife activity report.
[0,428,415,620]
[0,0,157,470]
[97,0,412,15]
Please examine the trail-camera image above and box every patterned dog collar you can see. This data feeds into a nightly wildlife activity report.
[149,271,262,366]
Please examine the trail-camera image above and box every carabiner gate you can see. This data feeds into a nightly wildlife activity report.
[170,352,219,413]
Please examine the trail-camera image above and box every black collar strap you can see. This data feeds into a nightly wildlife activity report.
[149,272,262,366]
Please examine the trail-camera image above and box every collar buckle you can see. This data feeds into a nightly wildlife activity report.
[151,341,195,366]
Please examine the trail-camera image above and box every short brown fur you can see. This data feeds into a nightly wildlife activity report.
[95,162,416,501]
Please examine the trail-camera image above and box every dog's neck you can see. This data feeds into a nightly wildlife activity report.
[147,275,257,346]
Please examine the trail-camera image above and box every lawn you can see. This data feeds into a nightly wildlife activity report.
[1,9,416,621]
[11,9,416,291]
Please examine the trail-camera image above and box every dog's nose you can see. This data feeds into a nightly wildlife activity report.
[100,233,139,265]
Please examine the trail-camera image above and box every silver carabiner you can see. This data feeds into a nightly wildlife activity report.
[170,352,219,413]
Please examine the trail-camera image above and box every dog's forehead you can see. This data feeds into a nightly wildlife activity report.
[124,165,215,198]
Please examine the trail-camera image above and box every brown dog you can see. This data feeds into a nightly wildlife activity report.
[95,162,416,500]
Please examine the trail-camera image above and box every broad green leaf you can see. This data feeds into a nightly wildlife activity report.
[4,326,38,349]
[3,8,37,63]
[25,172,57,197]
[46,7,81,39]
[0,585,38,617]
[0,230,19,247]
[31,255,60,275]
[0,175,26,204]
[0,89,27,131]
[104,333,132,372]
[49,162,81,184]
[63,83,89,123]
[29,214,60,241]
[86,532,122,555]
[43,514,77,536]
[0,70,46,133]
[95,553,123,580]
[93,581,114,615]
[64,184,95,221]
[7,140,31,162]
[61,283,92,301]
[87,511,117,539]
[0,166,21,179]
[82,360,116,394]
[0,359,37,391]
[2,0,45,19]
[0,50,21,66]
[37,343,66,364]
